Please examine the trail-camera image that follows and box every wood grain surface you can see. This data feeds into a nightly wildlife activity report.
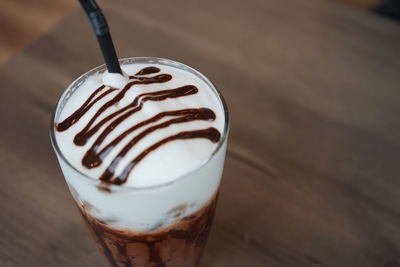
[329,0,380,9]
[1,0,400,266]
[0,0,380,65]
[0,0,77,64]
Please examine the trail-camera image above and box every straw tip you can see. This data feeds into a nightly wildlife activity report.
[79,0,122,75]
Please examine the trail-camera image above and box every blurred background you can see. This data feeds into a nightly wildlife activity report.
[0,0,399,65]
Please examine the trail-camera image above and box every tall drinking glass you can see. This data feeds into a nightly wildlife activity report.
[50,57,229,267]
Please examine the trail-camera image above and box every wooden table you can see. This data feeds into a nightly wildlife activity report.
[1,0,400,266]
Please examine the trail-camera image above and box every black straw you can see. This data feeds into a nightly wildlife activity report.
[79,0,122,74]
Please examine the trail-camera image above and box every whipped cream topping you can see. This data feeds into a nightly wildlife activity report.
[55,62,225,188]
[102,70,129,89]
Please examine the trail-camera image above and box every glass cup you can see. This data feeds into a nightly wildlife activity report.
[50,57,229,267]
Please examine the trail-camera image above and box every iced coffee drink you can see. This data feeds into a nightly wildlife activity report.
[50,57,229,267]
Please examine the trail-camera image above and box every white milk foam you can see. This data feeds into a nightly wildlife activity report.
[54,59,227,231]
[56,63,224,187]
[102,70,129,89]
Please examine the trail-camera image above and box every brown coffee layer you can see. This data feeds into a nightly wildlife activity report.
[78,193,219,267]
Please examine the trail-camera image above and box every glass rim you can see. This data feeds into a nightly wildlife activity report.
[50,57,230,192]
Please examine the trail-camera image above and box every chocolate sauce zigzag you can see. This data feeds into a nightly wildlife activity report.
[83,108,216,168]
[56,66,221,185]
[100,127,221,185]
[56,67,170,132]
[74,85,199,146]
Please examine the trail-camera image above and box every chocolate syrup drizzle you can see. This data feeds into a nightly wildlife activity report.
[56,67,221,185]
